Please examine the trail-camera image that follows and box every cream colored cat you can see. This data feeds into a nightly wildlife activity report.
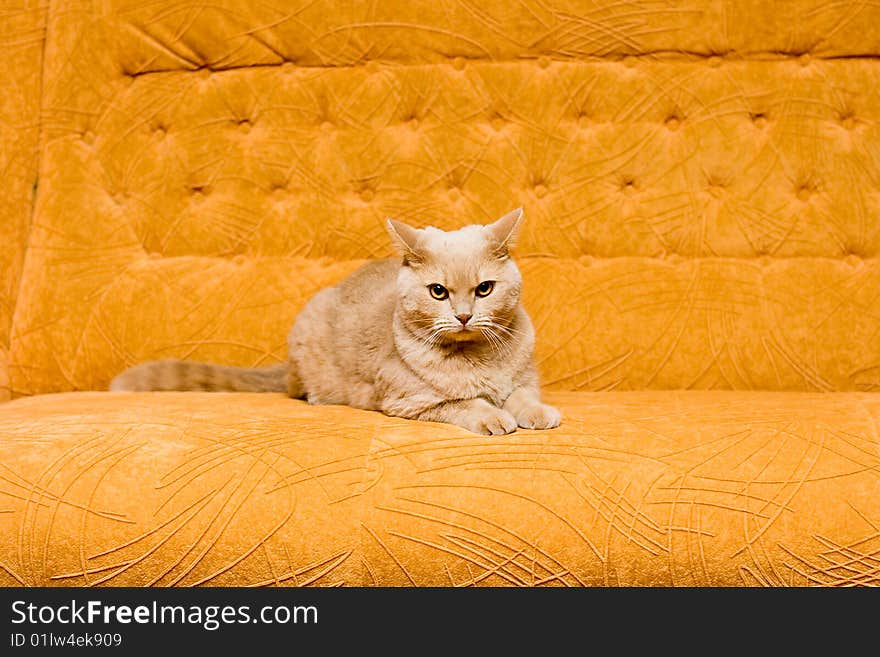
[110,209,560,435]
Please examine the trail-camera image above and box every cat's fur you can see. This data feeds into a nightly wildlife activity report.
[110,209,560,435]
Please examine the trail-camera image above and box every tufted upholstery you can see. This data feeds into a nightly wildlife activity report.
[2,1,880,586]
[9,0,880,394]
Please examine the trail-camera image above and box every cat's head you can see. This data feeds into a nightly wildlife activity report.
[385,208,524,348]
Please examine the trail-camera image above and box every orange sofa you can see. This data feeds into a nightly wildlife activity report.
[2,0,880,586]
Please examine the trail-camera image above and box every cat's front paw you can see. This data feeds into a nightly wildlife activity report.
[461,407,518,436]
[514,403,561,430]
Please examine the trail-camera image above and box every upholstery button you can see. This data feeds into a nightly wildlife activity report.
[622,180,636,196]
[840,113,856,130]
[798,53,811,67]
[238,119,251,133]
[707,56,722,68]
[796,186,813,201]
[534,184,548,199]
[360,189,374,202]
[191,185,210,201]
[320,120,333,132]
[198,68,211,80]
[623,56,637,68]
[491,117,505,131]
[751,112,768,128]
[538,56,550,69]
[707,184,725,198]
[148,251,162,259]
[233,255,247,265]
[577,113,590,128]
[665,116,681,131]
[82,130,95,144]
[448,187,462,200]
[452,57,466,71]
[281,62,295,74]
[408,117,419,130]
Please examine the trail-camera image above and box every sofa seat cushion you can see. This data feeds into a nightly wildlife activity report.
[1,390,878,586]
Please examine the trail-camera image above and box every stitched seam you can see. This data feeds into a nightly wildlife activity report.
[117,51,880,78]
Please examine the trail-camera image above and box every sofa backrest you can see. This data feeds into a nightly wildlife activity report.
[7,1,880,396]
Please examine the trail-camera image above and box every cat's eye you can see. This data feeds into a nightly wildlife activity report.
[475,281,495,297]
[428,284,449,300]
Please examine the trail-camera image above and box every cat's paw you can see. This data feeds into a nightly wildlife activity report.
[514,403,561,430]
[461,407,518,435]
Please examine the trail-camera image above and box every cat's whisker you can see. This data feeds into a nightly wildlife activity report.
[493,321,523,337]
[476,327,496,351]
[486,321,525,337]
[425,328,447,348]
[477,325,514,356]
[470,319,519,348]
[488,332,508,355]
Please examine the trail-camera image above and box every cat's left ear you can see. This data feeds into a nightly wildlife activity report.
[487,207,524,256]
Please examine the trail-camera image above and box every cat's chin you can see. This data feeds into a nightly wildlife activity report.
[443,330,480,344]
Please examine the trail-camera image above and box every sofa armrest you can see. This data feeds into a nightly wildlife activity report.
[0,1,47,401]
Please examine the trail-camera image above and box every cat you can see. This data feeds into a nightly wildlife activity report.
[110,208,560,435]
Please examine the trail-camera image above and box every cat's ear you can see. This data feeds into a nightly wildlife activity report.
[487,207,524,256]
[386,218,424,264]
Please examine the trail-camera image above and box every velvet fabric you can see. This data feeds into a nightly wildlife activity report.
[2,1,879,586]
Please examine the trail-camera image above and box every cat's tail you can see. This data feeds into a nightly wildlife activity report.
[109,359,294,394]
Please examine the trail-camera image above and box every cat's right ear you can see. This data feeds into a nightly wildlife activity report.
[386,219,424,265]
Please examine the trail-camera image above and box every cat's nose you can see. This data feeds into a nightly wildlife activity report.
[455,313,472,326]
